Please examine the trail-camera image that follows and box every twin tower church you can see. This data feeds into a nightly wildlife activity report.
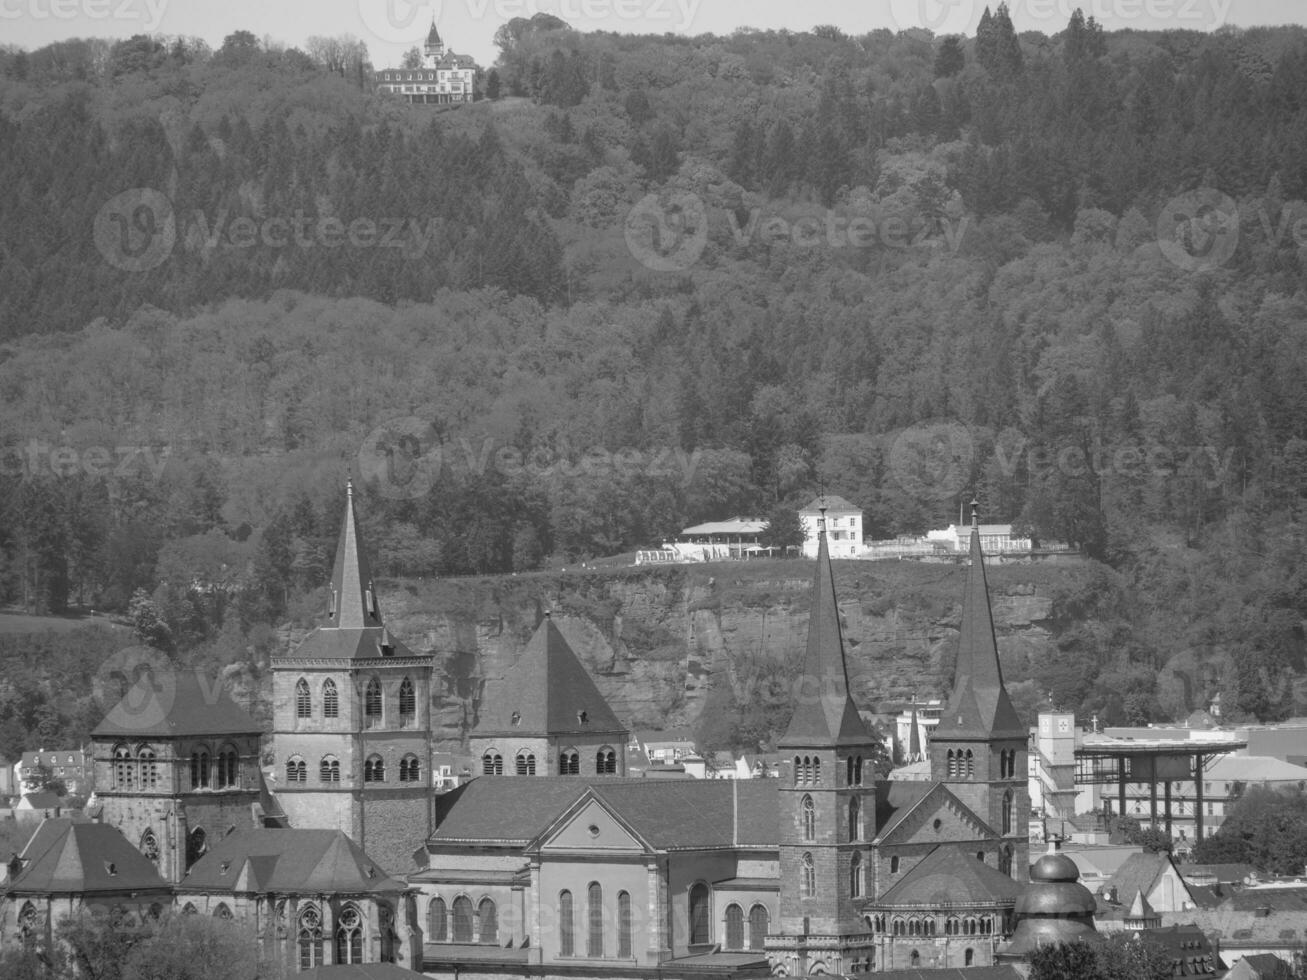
[69,484,1031,976]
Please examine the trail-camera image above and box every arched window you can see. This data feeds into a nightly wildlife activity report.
[365,755,386,782]
[689,882,710,945]
[854,755,863,785]
[850,851,862,898]
[793,755,802,785]
[400,754,421,782]
[748,904,768,950]
[452,897,473,943]
[18,901,39,945]
[483,752,503,776]
[140,829,159,862]
[214,902,232,920]
[336,904,363,964]
[813,757,821,784]
[560,749,580,775]
[910,950,920,967]
[322,679,338,718]
[587,882,604,957]
[182,903,198,915]
[1002,790,1014,834]
[596,747,617,774]
[365,678,382,725]
[286,756,306,783]
[428,897,447,942]
[516,752,536,776]
[114,744,133,789]
[1000,844,1013,876]
[965,749,974,778]
[800,854,815,898]
[846,756,854,785]
[725,903,744,950]
[802,795,815,841]
[965,948,974,967]
[479,898,497,945]
[296,678,311,718]
[379,903,397,963]
[186,828,206,868]
[299,909,324,972]
[320,756,340,782]
[618,891,632,958]
[190,748,210,790]
[399,677,416,724]
[947,749,957,778]
[559,890,574,956]
[849,795,860,840]
[890,855,900,874]
[138,746,157,789]
[216,745,238,789]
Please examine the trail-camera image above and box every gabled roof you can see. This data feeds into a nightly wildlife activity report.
[279,483,422,662]
[430,777,779,851]
[9,818,168,894]
[1103,851,1190,909]
[92,668,260,739]
[933,523,1025,742]
[872,780,997,844]
[471,617,626,737]
[778,526,874,749]
[17,791,62,810]
[425,21,442,46]
[180,829,403,895]
[871,843,1022,908]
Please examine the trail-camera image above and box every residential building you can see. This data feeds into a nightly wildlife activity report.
[18,748,89,797]
[375,23,478,104]
[799,496,862,558]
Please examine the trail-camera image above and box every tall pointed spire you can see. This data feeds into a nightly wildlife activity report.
[935,501,1024,739]
[327,480,381,630]
[779,509,871,748]
[909,705,923,761]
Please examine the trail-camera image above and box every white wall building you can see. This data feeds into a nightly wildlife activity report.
[799,496,863,558]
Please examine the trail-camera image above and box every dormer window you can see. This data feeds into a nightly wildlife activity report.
[104,861,116,876]
[365,585,376,618]
[511,711,521,726]
[328,589,337,619]
[219,861,230,875]
[577,710,588,725]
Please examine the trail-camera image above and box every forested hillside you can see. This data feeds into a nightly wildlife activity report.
[2,10,1307,753]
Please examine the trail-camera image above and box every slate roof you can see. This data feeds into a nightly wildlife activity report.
[429,776,779,851]
[1183,863,1257,884]
[778,527,874,749]
[1103,851,1190,909]
[471,617,626,737]
[933,525,1026,741]
[179,829,404,895]
[800,495,861,515]
[871,844,1022,908]
[873,781,975,842]
[1229,885,1307,912]
[1161,907,1307,948]
[17,791,62,810]
[91,668,260,739]
[1230,953,1296,979]
[278,484,422,662]
[9,818,168,894]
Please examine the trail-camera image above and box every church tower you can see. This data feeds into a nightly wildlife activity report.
[767,512,879,977]
[468,613,629,777]
[271,482,433,875]
[929,503,1030,880]
[423,20,445,61]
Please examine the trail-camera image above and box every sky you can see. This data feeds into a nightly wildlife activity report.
[4,0,1306,70]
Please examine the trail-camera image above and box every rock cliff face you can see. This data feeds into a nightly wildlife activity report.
[347,556,1074,750]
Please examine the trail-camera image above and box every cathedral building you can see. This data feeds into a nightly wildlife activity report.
[271,481,434,876]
